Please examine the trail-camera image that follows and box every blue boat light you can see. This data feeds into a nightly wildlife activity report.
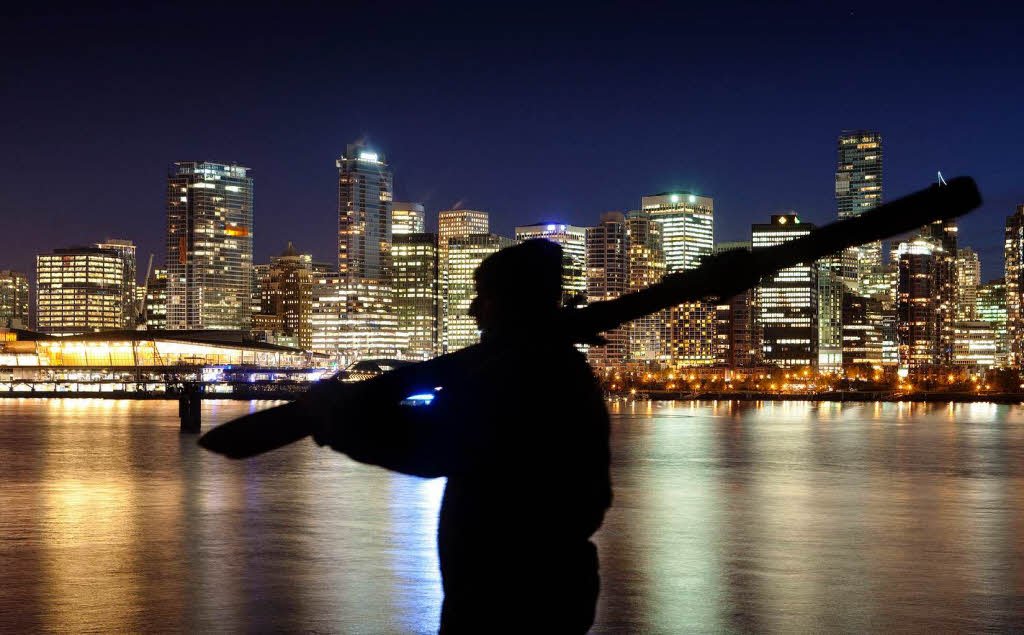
[406,393,435,402]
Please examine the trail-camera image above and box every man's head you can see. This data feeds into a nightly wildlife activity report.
[469,239,563,337]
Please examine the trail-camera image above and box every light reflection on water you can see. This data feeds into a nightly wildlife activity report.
[1,398,1023,632]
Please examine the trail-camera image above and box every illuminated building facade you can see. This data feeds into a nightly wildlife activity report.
[895,238,939,372]
[437,210,490,352]
[515,222,587,307]
[392,202,426,235]
[1005,205,1024,367]
[977,278,1008,367]
[257,243,313,350]
[445,234,513,352]
[393,233,439,360]
[922,218,958,364]
[625,212,666,365]
[752,214,818,367]
[166,161,254,330]
[641,192,715,367]
[713,241,755,368]
[36,247,128,335]
[337,143,392,282]
[585,213,629,368]
[310,275,403,365]
[836,130,883,290]
[817,255,844,372]
[0,270,30,329]
[841,293,883,367]
[956,247,980,320]
[143,268,167,330]
[96,238,137,327]
[952,321,997,369]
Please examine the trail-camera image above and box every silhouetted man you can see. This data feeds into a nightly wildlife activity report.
[302,239,612,633]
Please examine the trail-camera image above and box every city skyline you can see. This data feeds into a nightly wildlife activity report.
[1,4,1020,283]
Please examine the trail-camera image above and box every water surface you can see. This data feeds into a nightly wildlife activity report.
[1,399,1023,632]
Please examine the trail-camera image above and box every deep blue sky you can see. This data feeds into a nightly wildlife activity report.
[1,1,1021,281]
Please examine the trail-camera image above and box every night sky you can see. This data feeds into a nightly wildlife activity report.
[2,1,1021,282]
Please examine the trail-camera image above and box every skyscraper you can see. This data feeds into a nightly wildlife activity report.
[309,275,402,365]
[625,212,666,366]
[895,238,939,372]
[585,213,629,368]
[36,247,128,335]
[977,278,1008,367]
[166,161,254,330]
[392,202,426,235]
[96,238,137,328]
[445,234,514,352]
[437,209,489,352]
[752,213,818,368]
[956,247,981,321]
[817,255,844,372]
[713,242,755,368]
[836,130,883,289]
[142,268,167,330]
[921,218,958,364]
[257,243,314,350]
[393,233,440,360]
[640,192,715,367]
[1005,205,1024,368]
[0,270,30,328]
[515,222,587,306]
[337,143,393,283]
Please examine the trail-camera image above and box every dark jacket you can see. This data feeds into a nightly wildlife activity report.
[311,337,611,633]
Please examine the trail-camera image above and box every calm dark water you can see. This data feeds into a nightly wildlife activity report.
[2,398,1023,633]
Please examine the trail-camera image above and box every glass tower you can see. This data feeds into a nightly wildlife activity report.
[752,214,818,368]
[337,143,393,283]
[393,233,440,360]
[836,130,883,288]
[585,212,629,368]
[445,234,514,352]
[166,161,254,330]
[640,192,715,367]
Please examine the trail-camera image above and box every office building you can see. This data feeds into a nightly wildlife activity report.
[437,209,489,352]
[36,247,128,335]
[841,293,884,367]
[977,278,1008,367]
[752,213,818,368]
[895,238,939,372]
[922,218,958,364]
[166,161,254,330]
[392,202,426,235]
[257,243,314,350]
[956,247,981,320]
[393,233,439,360]
[96,238,138,327]
[515,222,587,306]
[625,212,666,365]
[0,270,30,328]
[142,268,168,330]
[836,130,883,290]
[1006,205,1024,368]
[310,275,403,365]
[445,234,514,352]
[586,213,629,368]
[640,191,715,367]
[712,241,755,368]
[952,321,998,369]
[337,142,393,282]
[817,255,844,372]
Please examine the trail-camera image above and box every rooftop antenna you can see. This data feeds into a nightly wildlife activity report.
[937,171,948,186]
